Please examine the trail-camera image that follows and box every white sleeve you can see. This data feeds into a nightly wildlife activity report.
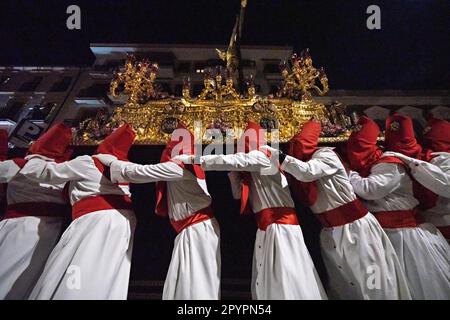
[410,156,450,198]
[200,150,271,172]
[19,156,92,184]
[350,163,404,200]
[280,150,339,182]
[228,171,242,200]
[109,160,187,184]
[0,160,22,183]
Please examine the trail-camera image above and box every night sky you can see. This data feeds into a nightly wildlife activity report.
[0,0,449,90]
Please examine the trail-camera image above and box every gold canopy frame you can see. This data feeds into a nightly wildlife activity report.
[74,50,357,146]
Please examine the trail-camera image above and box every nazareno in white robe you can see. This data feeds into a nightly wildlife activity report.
[407,152,450,242]
[200,149,327,300]
[350,159,450,300]
[281,147,411,300]
[0,157,68,300]
[19,155,137,300]
[108,159,221,300]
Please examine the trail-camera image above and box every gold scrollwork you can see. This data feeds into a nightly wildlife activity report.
[75,50,350,146]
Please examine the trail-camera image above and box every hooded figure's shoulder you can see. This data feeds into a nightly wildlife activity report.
[66,155,97,170]
[314,147,338,160]
[314,147,335,155]
[430,152,450,171]
[313,147,344,169]
[371,161,406,175]
[71,154,94,163]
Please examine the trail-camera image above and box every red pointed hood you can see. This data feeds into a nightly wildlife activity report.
[385,114,422,158]
[423,117,450,153]
[96,124,136,161]
[288,120,321,161]
[347,116,383,176]
[237,121,265,153]
[0,129,8,161]
[28,123,73,163]
[160,122,195,162]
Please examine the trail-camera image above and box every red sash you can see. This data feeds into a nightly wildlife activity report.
[12,158,27,168]
[3,202,69,220]
[255,207,299,231]
[72,194,133,220]
[372,208,423,228]
[169,206,214,234]
[316,199,368,228]
[69,158,133,220]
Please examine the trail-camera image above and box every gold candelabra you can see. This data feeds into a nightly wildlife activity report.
[110,54,160,105]
[278,48,329,101]
[191,66,241,101]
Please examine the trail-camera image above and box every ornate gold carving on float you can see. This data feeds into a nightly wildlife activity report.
[110,54,160,104]
[277,49,329,101]
[74,50,358,145]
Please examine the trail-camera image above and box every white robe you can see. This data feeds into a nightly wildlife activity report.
[408,153,450,239]
[19,155,136,300]
[281,148,411,300]
[0,159,67,300]
[201,149,327,300]
[350,159,450,300]
[109,160,221,300]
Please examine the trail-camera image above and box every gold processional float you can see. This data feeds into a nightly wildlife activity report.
[74,0,360,146]
[74,49,360,146]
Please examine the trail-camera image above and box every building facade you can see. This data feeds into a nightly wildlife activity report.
[0,66,83,147]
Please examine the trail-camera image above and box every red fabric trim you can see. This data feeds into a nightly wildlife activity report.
[155,159,205,217]
[155,180,168,217]
[169,206,214,234]
[237,122,266,215]
[437,226,450,240]
[287,149,320,207]
[373,156,404,167]
[92,158,129,186]
[3,202,69,220]
[372,208,422,228]
[239,148,274,215]
[316,199,368,227]
[72,194,133,220]
[93,157,111,180]
[12,158,27,169]
[255,207,299,231]
[239,172,252,215]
